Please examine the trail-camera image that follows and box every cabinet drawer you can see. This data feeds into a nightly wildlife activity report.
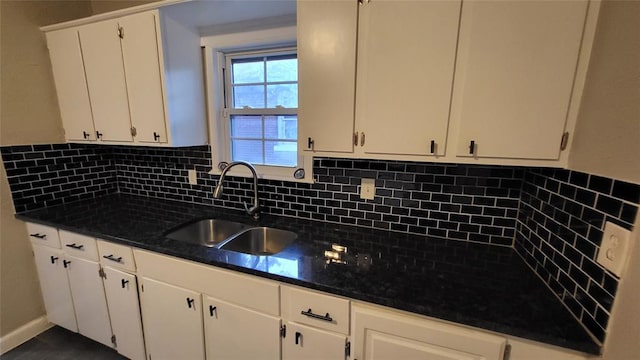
[281,286,350,335]
[59,230,98,261]
[97,240,136,272]
[26,223,60,248]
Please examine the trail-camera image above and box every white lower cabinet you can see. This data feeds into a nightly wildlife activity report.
[65,255,113,348]
[32,245,77,332]
[102,267,146,360]
[139,277,205,360]
[31,232,597,360]
[282,322,348,360]
[352,303,507,360]
[203,295,281,360]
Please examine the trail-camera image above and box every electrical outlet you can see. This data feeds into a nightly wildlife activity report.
[596,221,631,277]
[360,178,375,200]
[188,169,197,185]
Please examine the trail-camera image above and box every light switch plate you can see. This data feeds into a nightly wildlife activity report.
[188,169,197,185]
[360,178,375,200]
[596,221,631,278]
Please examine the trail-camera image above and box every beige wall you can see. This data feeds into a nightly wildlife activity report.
[604,215,640,359]
[90,0,162,15]
[0,0,92,337]
[572,1,640,358]
[569,0,640,185]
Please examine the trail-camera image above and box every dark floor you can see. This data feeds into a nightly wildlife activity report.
[2,326,125,360]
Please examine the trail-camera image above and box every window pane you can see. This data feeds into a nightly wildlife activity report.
[267,84,298,108]
[231,140,263,164]
[265,141,297,167]
[232,60,264,84]
[233,85,265,108]
[265,116,297,140]
[231,116,262,138]
[266,58,297,82]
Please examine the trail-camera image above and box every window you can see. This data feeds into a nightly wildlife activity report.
[224,50,298,168]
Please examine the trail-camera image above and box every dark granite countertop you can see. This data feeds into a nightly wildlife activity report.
[17,194,600,355]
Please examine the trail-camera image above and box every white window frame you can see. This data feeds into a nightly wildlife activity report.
[202,26,313,183]
[224,48,298,166]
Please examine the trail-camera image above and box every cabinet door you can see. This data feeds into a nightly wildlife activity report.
[65,256,113,348]
[79,19,133,142]
[352,304,506,360]
[203,295,281,360]
[102,267,146,360]
[32,245,77,332]
[140,277,205,360]
[282,322,346,360]
[119,12,168,144]
[46,28,95,142]
[452,0,589,160]
[356,0,460,156]
[298,0,357,153]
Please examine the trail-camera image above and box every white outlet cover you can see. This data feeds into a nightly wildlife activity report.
[596,221,632,278]
[360,178,376,200]
[188,169,198,185]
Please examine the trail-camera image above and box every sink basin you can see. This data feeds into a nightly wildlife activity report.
[219,227,297,256]
[165,219,248,247]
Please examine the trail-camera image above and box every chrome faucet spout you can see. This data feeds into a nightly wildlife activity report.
[213,161,260,220]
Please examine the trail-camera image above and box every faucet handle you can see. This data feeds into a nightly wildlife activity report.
[244,202,260,220]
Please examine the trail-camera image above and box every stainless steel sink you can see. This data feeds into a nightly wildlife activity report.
[165,219,248,247]
[218,227,297,256]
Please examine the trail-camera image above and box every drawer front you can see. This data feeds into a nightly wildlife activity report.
[26,223,61,248]
[97,240,136,272]
[59,230,98,261]
[281,286,350,335]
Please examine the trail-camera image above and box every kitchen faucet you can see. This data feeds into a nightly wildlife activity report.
[213,161,260,220]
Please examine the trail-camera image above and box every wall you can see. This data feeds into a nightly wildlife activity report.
[568,0,640,185]
[0,0,92,338]
[90,0,162,15]
[568,0,640,358]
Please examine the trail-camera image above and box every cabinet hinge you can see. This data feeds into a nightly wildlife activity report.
[502,343,511,360]
[131,127,137,137]
[353,132,359,146]
[117,26,124,39]
[111,334,117,347]
[560,132,569,151]
[280,324,286,338]
[345,340,351,358]
[98,268,106,279]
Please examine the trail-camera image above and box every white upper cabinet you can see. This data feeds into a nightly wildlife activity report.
[451,0,590,160]
[298,0,358,153]
[46,28,95,142]
[299,0,599,166]
[45,9,207,147]
[79,19,133,142]
[355,0,461,157]
[118,12,167,144]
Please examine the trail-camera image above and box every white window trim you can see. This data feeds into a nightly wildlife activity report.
[202,26,314,183]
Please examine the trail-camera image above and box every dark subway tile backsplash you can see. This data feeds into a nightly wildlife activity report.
[2,144,524,246]
[516,168,639,343]
[2,143,638,345]
[1,144,117,212]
